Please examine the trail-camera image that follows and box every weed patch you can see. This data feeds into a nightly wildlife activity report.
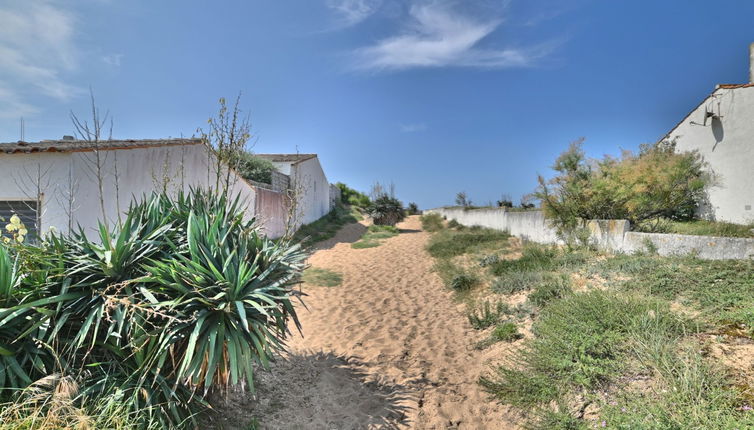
[302,267,343,287]
[420,213,445,232]
[427,228,510,258]
[351,225,400,249]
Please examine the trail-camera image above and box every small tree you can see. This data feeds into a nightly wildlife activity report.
[497,194,513,208]
[455,191,471,208]
[407,202,419,215]
[534,139,710,235]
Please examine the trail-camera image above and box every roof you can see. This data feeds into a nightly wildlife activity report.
[659,83,754,143]
[0,138,203,154]
[255,153,317,164]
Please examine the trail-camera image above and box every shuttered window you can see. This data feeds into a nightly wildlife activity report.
[0,200,39,241]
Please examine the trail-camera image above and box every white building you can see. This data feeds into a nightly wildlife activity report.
[255,154,333,226]
[0,138,336,240]
[664,44,754,224]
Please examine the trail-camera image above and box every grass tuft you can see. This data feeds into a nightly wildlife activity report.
[351,224,400,249]
[302,267,343,287]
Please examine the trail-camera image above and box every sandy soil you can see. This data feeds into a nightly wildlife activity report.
[229,215,521,429]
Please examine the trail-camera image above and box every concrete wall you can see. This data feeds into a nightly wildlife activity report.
[668,86,754,224]
[0,144,257,237]
[428,207,754,260]
[329,183,341,211]
[290,157,330,226]
[426,207,559,243]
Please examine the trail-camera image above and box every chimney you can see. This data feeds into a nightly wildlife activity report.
[750,42,754,83]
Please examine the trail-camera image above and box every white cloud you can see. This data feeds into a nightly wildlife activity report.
[326,0,382,27]
[103,53,123,67]
[351,2,550,71]
[400,122,427,132]
[0,1,82,118]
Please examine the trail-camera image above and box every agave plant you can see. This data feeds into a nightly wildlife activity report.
[0,189,307,428]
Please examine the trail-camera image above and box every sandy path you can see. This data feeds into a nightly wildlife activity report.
[210,216,520,429]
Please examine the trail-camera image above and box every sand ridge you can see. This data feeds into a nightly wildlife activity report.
[264,215,520,429]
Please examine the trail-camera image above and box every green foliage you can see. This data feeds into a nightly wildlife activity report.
[427,228,510,258]
[478,254,500,267]
[455,191,472,208]
[468,301,510,329]
[482,291,690,409]
[420,213,444,232]
[449,273,478,291]
[407,202,420,215]
[228,151,276,184]
[489,244,588,277]
[0,189,306,428]
[534,139,710,236]
[293,205,360,248]
[336,183,370,209]
[351,224,400,249]
[636,219,754,238]
[368,195,405,226]
[302,267,343,287]
[446,219,461,229]
[491,322,521,342]
[527,274,572,307]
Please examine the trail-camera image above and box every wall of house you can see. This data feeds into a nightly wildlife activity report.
[427,207,754,260]
[669,86,754,224]
[0,152,76,237]
[290,157,331,226]
[0,144,258,238]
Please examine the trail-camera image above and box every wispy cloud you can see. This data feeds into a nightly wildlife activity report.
[0,1,81,118]
[400,122,427,132]
[351,2,552,71]
[326,0,382,27]
[103,53,124,67]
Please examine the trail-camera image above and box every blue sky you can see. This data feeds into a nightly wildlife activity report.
[2,0,754,209]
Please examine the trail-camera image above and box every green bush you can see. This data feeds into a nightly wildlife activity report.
[420,213,444,232]
[450,273,477,291]
[447,219,461,229]
[468,301,510,329]
[336,183,371,209]
[0,190,306,428]
[534,139,710,234]
[227,151,276,184]
[407,202,420,215]
[491,322,522,342]
[368,196,405,226]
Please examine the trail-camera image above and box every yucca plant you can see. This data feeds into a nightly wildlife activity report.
[0,189,307,428]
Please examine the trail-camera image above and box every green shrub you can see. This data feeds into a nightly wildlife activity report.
[491,322,522,342]
[468,301,510,329]
[228,151,276,184]
[447,219,461,229]
[421,213,444,232]
[534,139,710,234]
[489,244,588,276]
[528,274,572,307]
[450,273,478,291]
[336,183,371,209]
[478,254,499,267]
[407,202,420,215]
[369,196,405,226]
[0,190,307,428]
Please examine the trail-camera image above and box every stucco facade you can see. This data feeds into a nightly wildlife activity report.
[0,140,258,237]
[665,84,754,224]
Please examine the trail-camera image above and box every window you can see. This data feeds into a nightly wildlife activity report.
[0,200,39,242]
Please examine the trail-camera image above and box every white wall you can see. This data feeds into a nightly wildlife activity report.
[290,157,331,226]
[669,86,754,224]
[0,144,257,237]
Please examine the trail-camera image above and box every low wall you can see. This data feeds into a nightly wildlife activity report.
[426,207,559,243]
[427,207,754,260]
